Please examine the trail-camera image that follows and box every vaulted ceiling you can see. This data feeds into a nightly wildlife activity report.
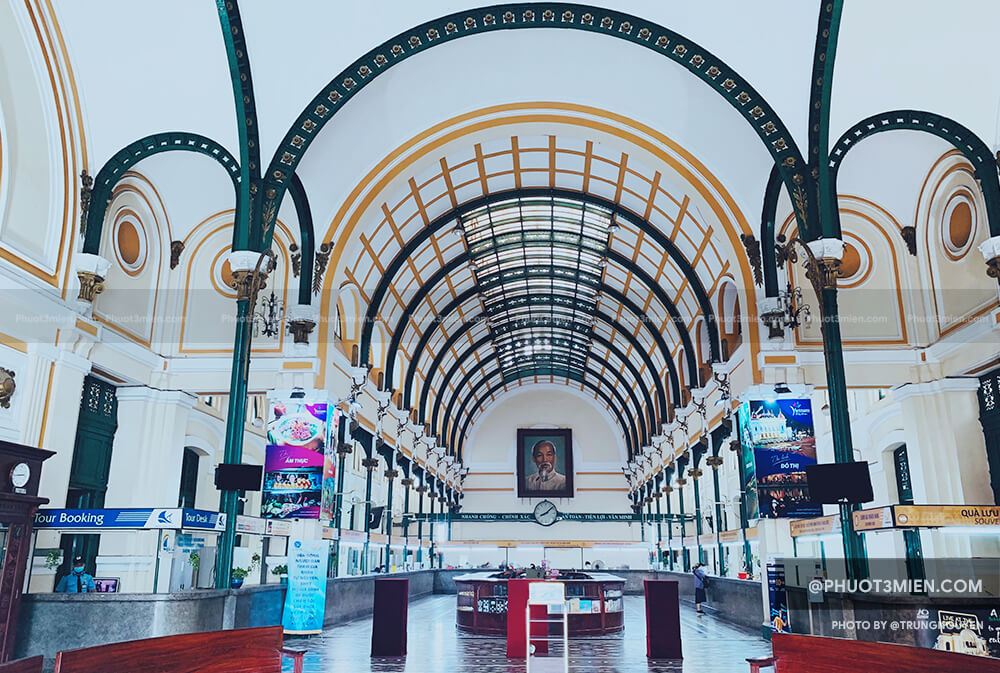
[44,0,1000,459]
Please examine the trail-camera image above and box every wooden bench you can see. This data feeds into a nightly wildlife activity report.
[53,626,305,673]
[747,632,1000,672]
[0,656,43,673]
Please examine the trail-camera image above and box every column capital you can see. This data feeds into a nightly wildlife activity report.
[979,235,1000,286]
[74,253,111,303]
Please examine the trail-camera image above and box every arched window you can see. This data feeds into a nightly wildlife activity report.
[717,281,742,360]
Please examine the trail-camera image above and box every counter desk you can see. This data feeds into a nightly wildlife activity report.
[453,572,625,636]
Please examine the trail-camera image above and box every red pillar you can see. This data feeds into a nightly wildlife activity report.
[506,579,549,658]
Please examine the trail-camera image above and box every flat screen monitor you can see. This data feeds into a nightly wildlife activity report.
[805,462,874,504]
[215,463,263,491]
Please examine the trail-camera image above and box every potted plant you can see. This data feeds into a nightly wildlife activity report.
[44,550,62,571]
[231,552,261,589]
[271,564,288,584]
[231,567,248,589]
[189,551,200,573]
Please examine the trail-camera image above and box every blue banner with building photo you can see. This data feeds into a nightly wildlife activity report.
[739,398,822,519]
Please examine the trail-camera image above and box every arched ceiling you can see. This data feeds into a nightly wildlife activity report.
[41,0,1000,463]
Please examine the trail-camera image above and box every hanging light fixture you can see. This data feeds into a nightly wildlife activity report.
[253,290,284,338]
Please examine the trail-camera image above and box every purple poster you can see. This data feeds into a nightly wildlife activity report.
[262,399,329,519]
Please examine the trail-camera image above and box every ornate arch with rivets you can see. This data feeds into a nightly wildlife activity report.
[254,2,818,255]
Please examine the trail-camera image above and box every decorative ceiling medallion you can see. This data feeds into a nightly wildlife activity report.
[211,248,238,298]
[942,193,977,261]
[112,211,147,277]
[837,234,871,289]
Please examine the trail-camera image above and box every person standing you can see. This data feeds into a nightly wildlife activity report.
[692,562,708,614]
[55,556,96,593]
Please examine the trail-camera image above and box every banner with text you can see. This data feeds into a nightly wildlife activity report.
[281,539,330,635]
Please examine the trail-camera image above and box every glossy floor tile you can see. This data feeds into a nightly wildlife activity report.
[285,595,772,672]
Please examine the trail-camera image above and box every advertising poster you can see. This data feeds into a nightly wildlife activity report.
[736,404,760,520]
[281,539,330,635]
[929,609,1000,658]
[321,407,340,522]
[766,559,791,633]
[263,397,331,519]
[739,398,821,519]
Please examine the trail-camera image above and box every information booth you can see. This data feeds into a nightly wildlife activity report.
[29,508,289,593]
[455,571,625,636]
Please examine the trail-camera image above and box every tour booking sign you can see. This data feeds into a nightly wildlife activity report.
[738,398,821,519]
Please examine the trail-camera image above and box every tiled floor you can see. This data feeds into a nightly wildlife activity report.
[285,595,772,672]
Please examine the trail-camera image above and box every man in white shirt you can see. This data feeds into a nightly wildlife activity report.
[525,440,566,491]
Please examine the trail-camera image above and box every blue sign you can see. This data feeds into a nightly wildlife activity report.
[739,398,822,519]
[33,508,227,531]
[34,508,182,529]
[181,510,226,531]
[281,539,329,635]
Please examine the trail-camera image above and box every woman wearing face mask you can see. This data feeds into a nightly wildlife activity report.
[55,556,96,593]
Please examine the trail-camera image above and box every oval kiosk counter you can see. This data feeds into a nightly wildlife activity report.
[454,571,625,636]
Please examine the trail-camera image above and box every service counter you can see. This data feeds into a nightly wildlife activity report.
[453,572,625,636]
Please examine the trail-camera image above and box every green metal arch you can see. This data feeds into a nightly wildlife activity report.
[759,164,783,297]
[256,2,816,253]
[82,133,240,254]
[365,188,718,377]
[81,132,318,304]
[451,365,639,460]
[828,109,1000,239]
[430,318,661,440]
[420,304,670,431]
[448,351,649,455]
[379,245,698,397]
[287,174,316,305]
[216,0,263,252]
[404,282,681,418]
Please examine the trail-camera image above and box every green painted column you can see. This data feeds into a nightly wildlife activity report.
[654,494,663,560]
[709,459,726,576]
[332,444,350,577]
[428,493,436,568]
[692,473,705,565]
[214,295,253,589]
[820,285,869,580]
[678,483,689,571]
[361,459,376,574]
[664,487,674,571]
[384,465,395,569]
[416,484,425,563]
[401,478,413,566]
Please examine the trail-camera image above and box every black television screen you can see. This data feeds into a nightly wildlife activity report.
[214,463,263,491]
[806,462,874,504]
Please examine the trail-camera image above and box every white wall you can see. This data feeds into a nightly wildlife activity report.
[453,385,643,555]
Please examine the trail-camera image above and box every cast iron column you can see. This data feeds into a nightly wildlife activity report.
[332,443,350,577]
[384,463,397,568]
[361,457,378,573]
[416,484,425,564]
[707,455,726,576]
[401,478,413,566]
[664,486,675,571]
[214,279,254,588]
[821,283,869,580]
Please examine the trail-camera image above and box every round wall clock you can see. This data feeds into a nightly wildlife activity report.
[533,500,558,526]
[10,462,30,489]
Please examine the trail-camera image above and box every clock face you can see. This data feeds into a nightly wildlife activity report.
[10,462,30,489]
[533,500,558,526]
